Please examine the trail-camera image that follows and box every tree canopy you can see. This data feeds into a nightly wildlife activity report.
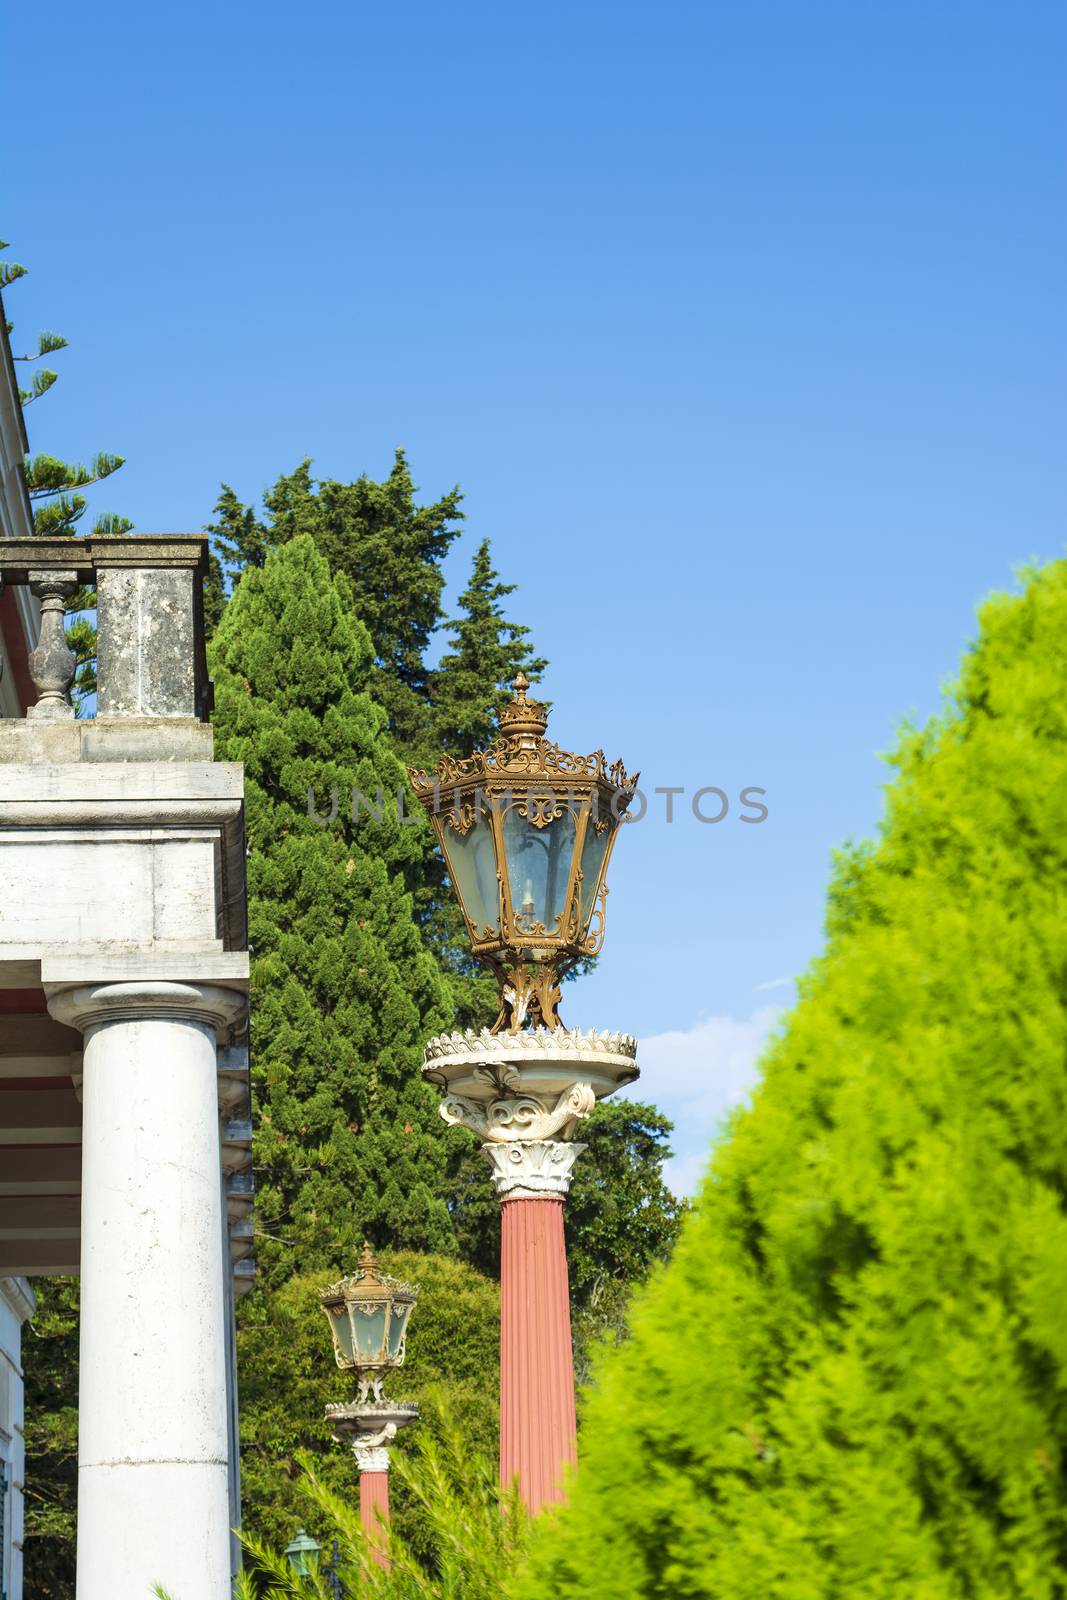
[203,458,548,1027]
[522,558,1067,1599]
[209,535,459,1273]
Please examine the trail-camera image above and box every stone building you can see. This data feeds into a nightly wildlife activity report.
[0,296,253,1598]
[0,287,40,1600]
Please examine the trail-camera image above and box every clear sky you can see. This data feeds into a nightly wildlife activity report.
[7,1,1065,1189]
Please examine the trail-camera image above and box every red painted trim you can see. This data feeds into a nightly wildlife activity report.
[0,1077,74,1090]
[0,990,47,1014]
[0,585,35,713]
[0,1141,78,1149]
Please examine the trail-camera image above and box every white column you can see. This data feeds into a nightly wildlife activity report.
[48,980,245,1600]
[220,1159,243,1584]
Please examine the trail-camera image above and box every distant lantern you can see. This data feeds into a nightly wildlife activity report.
[284,1528,322,1576]
[318,1243,418,1403]
[408,673,638,1032]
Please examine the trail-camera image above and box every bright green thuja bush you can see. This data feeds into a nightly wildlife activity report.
[523,560,1067,1600]
[209,536,458,1274]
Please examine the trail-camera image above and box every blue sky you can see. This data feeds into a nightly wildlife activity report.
[7,1,1066,1189]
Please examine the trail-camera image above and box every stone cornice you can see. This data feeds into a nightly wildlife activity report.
[0,761,249,953]
[0,535,209,584]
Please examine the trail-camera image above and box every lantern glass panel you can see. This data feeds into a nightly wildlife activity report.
[504,802,577,937]
[577,817,611,931]
[351,1302,388,1361]
[439,812,500,937]
[387,1301,411,1358]
[326,1303,354,1364]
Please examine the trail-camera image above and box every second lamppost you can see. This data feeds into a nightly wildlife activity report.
[409,674,640,1510]
[320,1245,419,1568]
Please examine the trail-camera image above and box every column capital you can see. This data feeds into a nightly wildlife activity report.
[483,1138,586,1200]
[354,1443,392,1473]
[47,979,246,1038]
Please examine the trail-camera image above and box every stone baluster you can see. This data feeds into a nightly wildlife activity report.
[27,571,78,720]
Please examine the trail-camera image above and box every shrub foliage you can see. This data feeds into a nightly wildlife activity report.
[523,561,1067,1598]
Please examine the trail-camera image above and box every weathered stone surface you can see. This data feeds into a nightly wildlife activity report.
[0,762,248,954]
[0,717,214,763]
[97,567,198,717]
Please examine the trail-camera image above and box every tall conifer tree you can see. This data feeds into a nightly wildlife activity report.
[209,536,458,1276]
[260,452,463,761]
[431,538,547,752]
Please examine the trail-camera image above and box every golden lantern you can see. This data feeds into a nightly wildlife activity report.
[408,674,638,1032]
[318,1244,417,1404]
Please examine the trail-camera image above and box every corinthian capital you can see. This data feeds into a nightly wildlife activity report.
[482,1138,586,1199]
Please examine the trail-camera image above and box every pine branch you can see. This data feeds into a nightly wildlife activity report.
[13,330,69,360]
[25,451,126,497]
[91,512,135,538]
[19,368,58,405]
[32,493,88,536]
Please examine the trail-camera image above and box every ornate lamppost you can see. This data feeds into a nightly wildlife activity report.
[320,1244,419,1569]
[408,674,639,1510]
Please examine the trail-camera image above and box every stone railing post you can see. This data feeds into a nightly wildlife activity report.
[0,536,213,723]
[27,570,77,719]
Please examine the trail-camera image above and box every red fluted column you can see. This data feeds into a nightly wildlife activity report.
[499,1193,578,1510]
[359,1469,391,1570]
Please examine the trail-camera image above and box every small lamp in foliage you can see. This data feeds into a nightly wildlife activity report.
[320,1244,419,1569]
[408,675,643,1510]
[284,1529,321,1576]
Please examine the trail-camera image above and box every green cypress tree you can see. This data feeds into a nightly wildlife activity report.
[202,464,548,1027]
[523,559,1067,1600]
[262,453,464,760]
[431,539,547,753]
[415,538,548,1026]
[203,484,271,633]
[209,536,458,1276]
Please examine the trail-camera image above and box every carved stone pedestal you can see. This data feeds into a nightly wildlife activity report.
[326,1401,419,1569]
[422,1026,639,1510]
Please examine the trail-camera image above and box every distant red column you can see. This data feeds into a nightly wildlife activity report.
[359,1470,391,1570]
[499,1196,578,1510]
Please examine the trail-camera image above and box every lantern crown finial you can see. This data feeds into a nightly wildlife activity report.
[358,1240,377,1274]
[499,672,548,741]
